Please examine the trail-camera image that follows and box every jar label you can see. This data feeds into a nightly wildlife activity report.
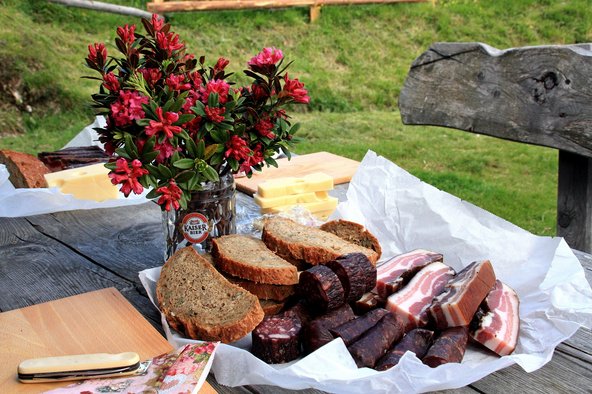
[181,213,209,244]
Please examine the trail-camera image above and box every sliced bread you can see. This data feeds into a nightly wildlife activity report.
[225,274,296,301]
[320,219,382,260]
[212,234,299,285]
[259,299,286,316]
[156,246,264,343]
[262,216,379,266]
[0,150,49,188]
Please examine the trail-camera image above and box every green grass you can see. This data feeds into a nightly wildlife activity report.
[1,0,590,235]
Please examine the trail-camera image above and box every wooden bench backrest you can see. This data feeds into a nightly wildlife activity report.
[399,42,592,252]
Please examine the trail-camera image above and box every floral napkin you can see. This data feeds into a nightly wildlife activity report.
[43,342,218,394]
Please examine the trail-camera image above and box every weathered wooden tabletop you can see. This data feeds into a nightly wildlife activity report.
[0,185,591,393]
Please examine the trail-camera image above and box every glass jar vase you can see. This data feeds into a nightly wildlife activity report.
[162,171,236,261]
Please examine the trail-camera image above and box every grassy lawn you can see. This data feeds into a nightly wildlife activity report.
[1,0,590,235]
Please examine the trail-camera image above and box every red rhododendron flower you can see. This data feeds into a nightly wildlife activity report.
[102,72,119,92]
[183,116,202,136]
[87,42,107,68]
[156,31,184,57]
[154,139,181,163]
[204,106,225,123]
[117,24,136,45]
[283,73,310,104]
[239,143,264,174]
[166,74,191,91]
[188,71,202,88]
[145,107,183,139]
[255,117,275,139]
[108,158,148,197]
[251,83,268,100]
[139,68,162,88]
[110,90,148,127]
[200,79,230,104]
[225,135,251,161]
[151,14,165,32]
[248,47,283,70]
[182,90,200,113]
[156,180,183,211]
[214,57,230,73]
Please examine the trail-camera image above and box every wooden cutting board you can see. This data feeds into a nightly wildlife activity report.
[235,151,359,195]
[0,288,216,393]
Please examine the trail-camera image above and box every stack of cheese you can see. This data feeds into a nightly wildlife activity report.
[253,172,338,219]
[44,163,119,202]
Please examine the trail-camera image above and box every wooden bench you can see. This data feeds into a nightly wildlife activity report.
[398,42,592,252]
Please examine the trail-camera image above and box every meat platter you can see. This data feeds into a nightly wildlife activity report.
[140,151,592,393]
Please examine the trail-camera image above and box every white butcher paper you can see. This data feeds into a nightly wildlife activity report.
[139,150,592,393]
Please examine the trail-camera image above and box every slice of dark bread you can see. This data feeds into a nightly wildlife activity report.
[212,235,298,285]
[224,274,296,301]
[156,246,264,343]
[320,219,382,261]
[262,217,379,266]
[259,299,285,316]
[0,149,49,188]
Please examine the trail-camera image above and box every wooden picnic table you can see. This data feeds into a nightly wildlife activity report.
[0,183,591,393]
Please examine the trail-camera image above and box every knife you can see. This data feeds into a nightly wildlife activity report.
[18,352,150,383]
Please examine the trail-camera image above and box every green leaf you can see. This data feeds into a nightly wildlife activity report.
[186,138,199,158]
[217,122,233,131]
[135,118,151,127]
[280,145,292,160]
[175,114,195,125]
[115,148,131,160]
[197,139,205,158]
[175,171,196,183]
[173,158,195,169]
[124,134,139,159]
[177,129,191,140]
[209,153,223,166]
[210,129,227,143]
[265,157,279,168]
[187,173,200,190]
[204,144,219,160]
[205,122,214,132]
[162,96,175,113]
[146,189,159,200]
[171,151,181,163]
[208,92,219,108]
[203,166,220,182]
[228,157,239,172]
[289,122,301,135]
[142,150,159,163]
[169,97,185,113]
[104,162,117,170]
[158,164,173,179]
[192,101,206,116]
[143,136,156,153]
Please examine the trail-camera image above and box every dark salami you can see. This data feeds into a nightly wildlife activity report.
[327,253,377,302]
[302,304,355,354]
[251,315,302,364]
[352,291,386,315]
[298,265,345,313]
[347,313,405,368]
[329,308,390,346]
[375,328,435,371]
[422,326,469,368]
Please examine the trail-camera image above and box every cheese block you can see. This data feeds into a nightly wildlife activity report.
[254,191,330,209]
[260,195,338,216]
[44,163,119,201]
[257,173,334,198]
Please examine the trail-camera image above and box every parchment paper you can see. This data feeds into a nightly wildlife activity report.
[139,150,592,393]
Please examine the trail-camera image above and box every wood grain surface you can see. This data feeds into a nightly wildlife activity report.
[234,152,359,196]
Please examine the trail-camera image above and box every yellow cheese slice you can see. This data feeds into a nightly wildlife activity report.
[44,163,119,202]
[261,195,338,215]
[257,173,334,198]
[254,191,330,209]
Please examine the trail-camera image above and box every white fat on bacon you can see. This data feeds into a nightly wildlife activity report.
[470,280,520,356]
[386,262,455,330]
[376,249,443,299]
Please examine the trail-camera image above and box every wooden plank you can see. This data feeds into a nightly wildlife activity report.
[557,151,592,252]
[147,0,428,13]
[0,288,174,393]
[399,42,592,158]
[234,151,359,196]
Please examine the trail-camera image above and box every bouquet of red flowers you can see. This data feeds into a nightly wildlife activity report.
[85,14,309,211]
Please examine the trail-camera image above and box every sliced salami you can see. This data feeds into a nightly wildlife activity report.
[352,291,386,315]
[347,313,405,368]
[329,308,390,346]
[327,253,377,302]
[422,326,469,368]
[298,265,345,313]
[251,314,302,364]
[375,328,435,371]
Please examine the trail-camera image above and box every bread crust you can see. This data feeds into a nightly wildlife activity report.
[156,246,264,344]
[212,235,298,285]
[320,219,382,261]
[262,217,379,266]
[224,274,296,301]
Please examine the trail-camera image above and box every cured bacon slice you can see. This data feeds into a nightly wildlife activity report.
[386,262,455,330]
[428,260,496,330]
[376,249,443,299]
[470,279,520,356]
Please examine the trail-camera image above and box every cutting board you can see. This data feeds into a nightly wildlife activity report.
[235,151,359,195]
[0,288,216,393]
